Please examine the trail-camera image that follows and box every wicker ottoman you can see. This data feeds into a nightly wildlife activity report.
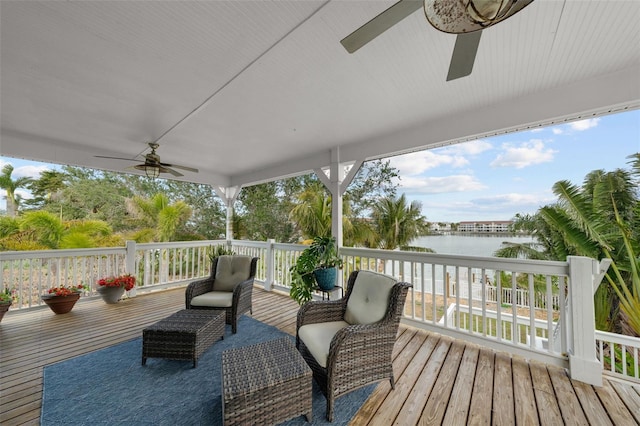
[221,337,312,425]
[142,309,225,368]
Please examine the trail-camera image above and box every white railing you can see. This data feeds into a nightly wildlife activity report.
[596,330,640,383]
[0,239,612,386]
[338,248,570,363]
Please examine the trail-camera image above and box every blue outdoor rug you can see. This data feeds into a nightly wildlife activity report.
[41,316,375,425]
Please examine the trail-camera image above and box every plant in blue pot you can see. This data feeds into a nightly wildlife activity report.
[289,236,343,305]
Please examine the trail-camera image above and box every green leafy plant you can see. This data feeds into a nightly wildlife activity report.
[289,236,343,305]
[208,244,235,263]
[0,288,13,304]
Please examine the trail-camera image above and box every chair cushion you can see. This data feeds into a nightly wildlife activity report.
[344,271,396,325]
[298,321,349,368]
[212,255,252,292]
[189,291,233,308]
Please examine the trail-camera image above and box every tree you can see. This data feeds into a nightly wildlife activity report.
[0,164,33,217]
[497,153,640,335]
[16,211,113,249]
[371,194,428,250]
[236,182,297,242]
[126,193,192,242]
[23,170,66,210]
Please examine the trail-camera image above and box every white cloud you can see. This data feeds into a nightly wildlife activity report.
[490,139,556,169]
[389,150,469,176]
[529,128,544,133]
[437,139,493,156]
[552,127,563,135]
[397,174,486,194]
[13,164,49,179]
[569,118,600,131]
[469,193,551,208]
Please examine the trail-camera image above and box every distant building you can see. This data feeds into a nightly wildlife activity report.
[429,222,453,232]
[457,221,513,233]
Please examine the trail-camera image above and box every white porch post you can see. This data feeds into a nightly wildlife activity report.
[314,148,364,289]
[264,238,275,291]
[313,148,364,247]
[567,255,603,386]
[214,186,241,240]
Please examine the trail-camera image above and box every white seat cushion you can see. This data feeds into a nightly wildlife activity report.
[344,271,396,325]
[212,255,252,292]
[189,291,233,308]
[298,321,349,368]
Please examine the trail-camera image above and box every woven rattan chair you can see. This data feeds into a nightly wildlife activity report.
[296,270,411,421]
[185,255,258,333]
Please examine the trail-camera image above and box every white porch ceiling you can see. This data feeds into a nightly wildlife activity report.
[1,1,639,188]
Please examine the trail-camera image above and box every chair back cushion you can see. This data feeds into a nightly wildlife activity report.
[344,271,397,325]
[212,255,252,292]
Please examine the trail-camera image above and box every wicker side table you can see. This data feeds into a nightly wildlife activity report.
[142,309,225,368]
[222,337,312,425]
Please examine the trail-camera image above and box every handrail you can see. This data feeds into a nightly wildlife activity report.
[0,239,613,386]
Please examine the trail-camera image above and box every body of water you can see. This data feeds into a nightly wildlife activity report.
[410,234,536,257]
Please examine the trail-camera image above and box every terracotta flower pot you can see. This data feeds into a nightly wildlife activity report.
[97,285,125,304]
[41,293,80,315]
[0,302,11,323]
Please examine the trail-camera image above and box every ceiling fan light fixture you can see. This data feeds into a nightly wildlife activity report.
[145,165,160,178]
[424,0,534,34]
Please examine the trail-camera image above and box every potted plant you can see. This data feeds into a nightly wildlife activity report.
[41,284,85,314]
[208,244,235,262]
[289,236,343,305]
[97,274,135,304]
[0,288,13,323]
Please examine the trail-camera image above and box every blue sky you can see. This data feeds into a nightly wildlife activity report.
[1,109,639,222]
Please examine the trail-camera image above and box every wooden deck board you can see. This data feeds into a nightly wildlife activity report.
[1,286,638,425]
[493,352,515,425]
[442,345,479,425]
[529,361,564,426]
[609,379,640,424]
[512,355,539,425]
[468,348,495,425]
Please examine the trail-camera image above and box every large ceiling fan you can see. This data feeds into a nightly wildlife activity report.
[95,142,199,178]
[340,0,535,81]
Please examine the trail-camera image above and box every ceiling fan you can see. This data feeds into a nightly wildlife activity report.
[95,142,199,178]
[340,0,535,81]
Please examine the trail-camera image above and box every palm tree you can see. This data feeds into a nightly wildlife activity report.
[371,194,427,250]
[497,154,640,335]
[16,211,113,249]
[289,184,376,247]
[127,193,192,242]
[289,184,332,240]
[0,164,33,217]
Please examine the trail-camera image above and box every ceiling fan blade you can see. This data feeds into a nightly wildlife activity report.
[340,0,422,53]
[160,163,199,173]
[446,31,482,81]
[94,155,139,162]
[163,167,184,177]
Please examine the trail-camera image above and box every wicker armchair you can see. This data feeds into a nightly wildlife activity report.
[185,255,258,334]
[296,270,411,421]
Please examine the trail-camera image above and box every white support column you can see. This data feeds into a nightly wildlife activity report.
[214,186,241,240]
[125,240,137,297]
[567,255,602,386]
[314,149,364,290]
[265,239,275,291]
[312,150,363,248]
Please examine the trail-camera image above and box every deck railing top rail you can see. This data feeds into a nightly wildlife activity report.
[1,238,629,387]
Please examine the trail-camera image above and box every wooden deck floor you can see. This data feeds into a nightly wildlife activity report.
[1,287,639,425]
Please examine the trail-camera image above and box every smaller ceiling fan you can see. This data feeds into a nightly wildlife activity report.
[95,142,199,178]
[340,0,535,81]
